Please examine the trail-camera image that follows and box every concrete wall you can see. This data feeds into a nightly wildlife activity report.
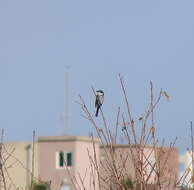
[38,136,100,190]
[3,142,38,190]
[1,137,179,190]
[74,140,100,190]
[156,146,179,189]
[99,145,136,189]
[99,145,179,190]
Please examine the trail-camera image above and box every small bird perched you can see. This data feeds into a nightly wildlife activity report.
[95,90,104,117]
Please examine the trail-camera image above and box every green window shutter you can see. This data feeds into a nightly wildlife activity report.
[59,152,64,167]
[66,153,72,166]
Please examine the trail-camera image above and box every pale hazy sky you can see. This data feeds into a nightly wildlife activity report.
[0,0,194,152]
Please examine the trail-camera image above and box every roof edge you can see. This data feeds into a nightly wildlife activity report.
[37,136,100,143]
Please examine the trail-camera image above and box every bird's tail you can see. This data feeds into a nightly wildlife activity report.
[95,106,100,117]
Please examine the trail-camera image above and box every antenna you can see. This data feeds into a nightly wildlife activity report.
[64,66,70,134]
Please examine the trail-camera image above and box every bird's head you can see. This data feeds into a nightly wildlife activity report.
[96,90,104,96]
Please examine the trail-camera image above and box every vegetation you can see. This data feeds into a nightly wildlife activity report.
[74,75,194,190]
[32,182,50,190]
[0,75,194,190]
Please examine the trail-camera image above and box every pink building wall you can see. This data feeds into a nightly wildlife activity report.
[38,136,100,190]
[37,137,178,190]
[99,144,179,190]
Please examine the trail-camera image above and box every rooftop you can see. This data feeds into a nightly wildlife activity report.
[37,135,100,143]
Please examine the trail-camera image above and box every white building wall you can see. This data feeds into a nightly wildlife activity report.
[179,151,194,187]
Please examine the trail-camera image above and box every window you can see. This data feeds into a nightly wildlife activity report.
[67,153,72,167]
[59,152,65,167]
[56,151,73,168]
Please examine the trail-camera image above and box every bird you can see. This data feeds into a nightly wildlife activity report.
[95,90,104,117]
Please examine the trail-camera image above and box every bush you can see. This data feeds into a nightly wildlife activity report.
[33,182,49,190]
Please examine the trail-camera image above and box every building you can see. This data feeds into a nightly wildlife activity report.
[2,142,38,190]
[179,151,194,187]
[2,136,179,190]
[99,144,178,190]
[38,136,100,190]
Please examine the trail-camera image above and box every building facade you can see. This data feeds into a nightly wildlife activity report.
[179,151,194,187]
[38,136,100,190]
[2,136,179,190]
[99,144,179,190]
[2,142,38,190]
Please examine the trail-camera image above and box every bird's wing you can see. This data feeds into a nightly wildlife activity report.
[95,95,99,107]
